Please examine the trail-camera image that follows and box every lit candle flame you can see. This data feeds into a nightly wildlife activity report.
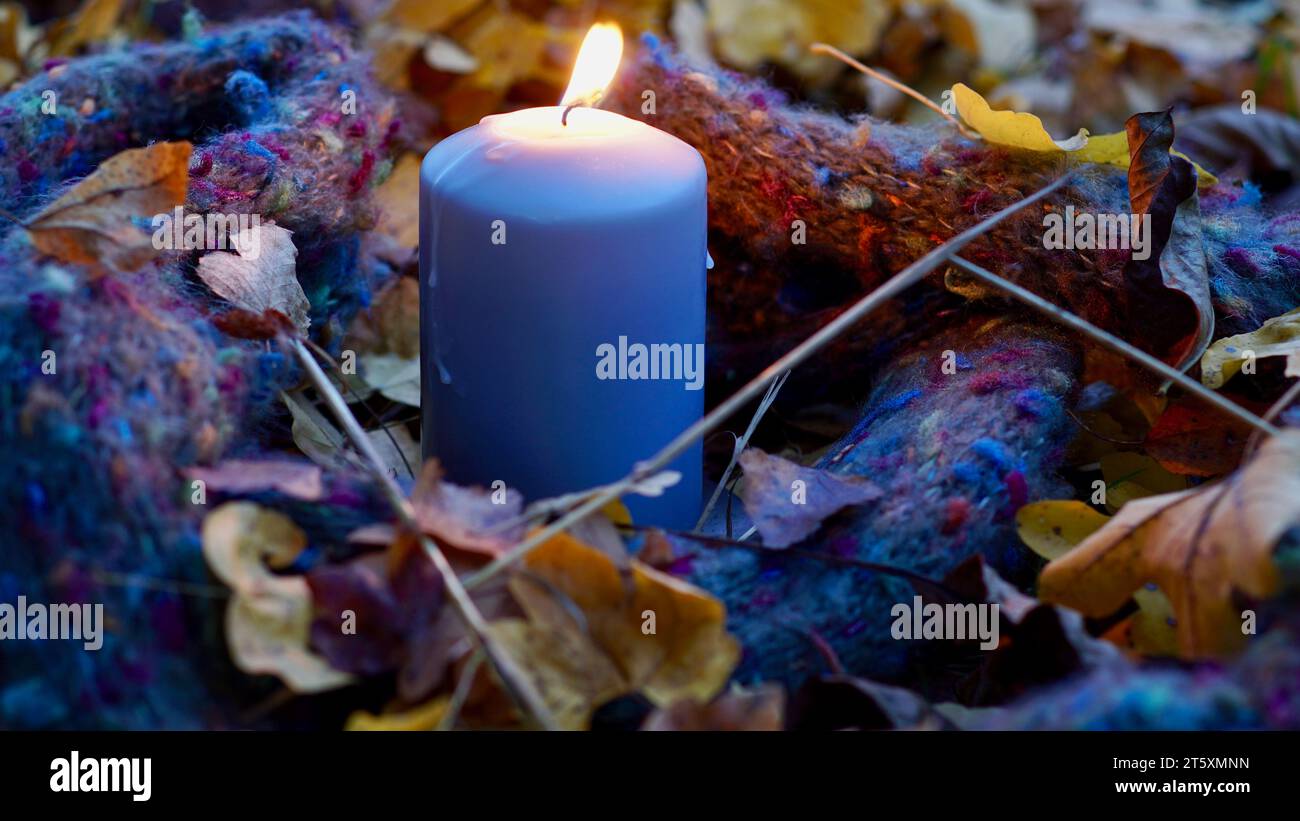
[560,22,623,107]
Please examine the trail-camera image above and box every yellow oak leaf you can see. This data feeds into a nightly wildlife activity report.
[1038,431,1300,658]
[953,86,1216,185]
[1200,307,1300,389]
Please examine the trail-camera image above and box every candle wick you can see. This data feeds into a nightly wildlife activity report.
[561,102,580,127]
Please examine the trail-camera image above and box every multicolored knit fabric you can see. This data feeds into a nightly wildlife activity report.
[0,13,398,728]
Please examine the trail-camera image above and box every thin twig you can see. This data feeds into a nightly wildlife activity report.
[463,174,1074,591]
[437,648,485,731]
[287,337,558,730]
[693,370,789,531]
[810,43,976,139]
[946,255,1277,436]
[304,338,415,480]
[1244,378,1300,458]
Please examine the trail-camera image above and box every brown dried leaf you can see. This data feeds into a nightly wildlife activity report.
[1039,431,1300,658]
[47,0,123,57]
[195,222,309,333]
[186,459,324,502]
[493,530,739,728]
[25,142,191,271]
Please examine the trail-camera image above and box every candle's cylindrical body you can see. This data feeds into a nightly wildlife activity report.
[420,107,707,527]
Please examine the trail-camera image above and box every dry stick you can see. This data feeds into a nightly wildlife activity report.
[1244,377,1300,458]
[463,174,1074,591]
[809,43,977,139]
[288,338,559,731]
[692,370,790,531]
[947,256,1277,436]
[437,649,485,731]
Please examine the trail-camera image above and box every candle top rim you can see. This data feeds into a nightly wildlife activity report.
[480,106,660,142]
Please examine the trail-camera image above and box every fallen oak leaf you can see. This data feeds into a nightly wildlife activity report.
[1038,431,1300,658]
[195,222,310,333]
[201,502,353,693]
[24,141,191,272]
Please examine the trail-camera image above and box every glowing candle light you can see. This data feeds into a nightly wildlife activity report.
[419,24,707,527]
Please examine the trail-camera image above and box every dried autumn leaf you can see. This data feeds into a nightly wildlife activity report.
[1201,307,1300,389]
[1016,500,1110,561]
[47,0,123,57]
[185,459,324,502]
[1038,431,1300,658]
[201,502,353,693]
[383,0,481,32]
[493,530,739,729]
[195,222,310,333]
[642,684,784,730]
[373,155,421,251]
[1144,399,1253,477]
[952,83,1088,151]
[1123,111,1214,371]
[348,461,525,558]
[942,0,1035,73]
[738,448,879,547]
[951,86,1215,184]
[25,141,191,271]
[707,0,890,81]
[1099,451,1187,512]
[1074,130,1216,187]
[346,696,451,731]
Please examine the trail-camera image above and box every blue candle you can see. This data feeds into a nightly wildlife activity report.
[419,25,707,527]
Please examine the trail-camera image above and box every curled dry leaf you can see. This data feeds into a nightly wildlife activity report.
[195,222,310,333]
[307,535,449,702]
[1038,431,1300,658]
[952,83,1088,151]
[185,459,324,502]
[348,461,525,558]
[738,447,879,548]
[1122,110,1214,371]
[491,530,739,729]
[201,502,353,693]
[25,141,191,272]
